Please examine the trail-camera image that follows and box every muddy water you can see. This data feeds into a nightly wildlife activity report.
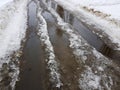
[15,2,47,90]
[42,11,81,90]
[69,14,120,63]
[55,6,120,63]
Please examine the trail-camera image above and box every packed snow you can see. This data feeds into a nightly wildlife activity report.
[0,0,28,89]
[0,0,13,7]
[66,0,120,20]
[0,0,28,68]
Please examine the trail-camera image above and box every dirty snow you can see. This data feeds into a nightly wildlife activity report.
[79,66,101,90]
[0,0,28,89]
[66,0,120,6]
[36,1,62,88]
[90,4,120,20]
[0,0,27,68]
[71,0,120,21]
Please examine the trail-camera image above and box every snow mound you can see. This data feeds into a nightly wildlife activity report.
[0,0,28,89]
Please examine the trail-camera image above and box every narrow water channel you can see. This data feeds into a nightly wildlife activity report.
[42,11,81,90]
[15,2,47,90]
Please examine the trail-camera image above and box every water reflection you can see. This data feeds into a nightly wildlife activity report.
[55,5,120,63]
[16,2,47,90]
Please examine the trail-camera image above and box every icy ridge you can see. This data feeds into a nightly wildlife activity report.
[36,1,62,88]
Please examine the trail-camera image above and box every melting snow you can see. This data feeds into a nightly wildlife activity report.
[79,66,101,90]
[36,1,62,88]
[0,0,28,89]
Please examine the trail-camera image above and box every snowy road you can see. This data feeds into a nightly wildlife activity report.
[0,0,120,90]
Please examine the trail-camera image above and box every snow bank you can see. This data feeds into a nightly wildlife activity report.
[90,4,120,21]
[0,1,17,32]
[0,0,28,89]
[66,0,120,6]
[68,0,120,23]
[0,0,27,68]
[68,0,120,20]
[79,66,101,90]
[0,0,13,7]
[36,1,62,88]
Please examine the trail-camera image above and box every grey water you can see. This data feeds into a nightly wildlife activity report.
[15,2,47,90]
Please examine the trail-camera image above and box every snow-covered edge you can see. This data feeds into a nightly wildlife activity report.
[0,0,28,89]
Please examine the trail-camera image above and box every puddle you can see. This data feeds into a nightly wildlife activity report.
[15,2,47,90]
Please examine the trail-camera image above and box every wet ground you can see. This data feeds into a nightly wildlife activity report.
[15,1,120,90]
[16,2,47,90]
